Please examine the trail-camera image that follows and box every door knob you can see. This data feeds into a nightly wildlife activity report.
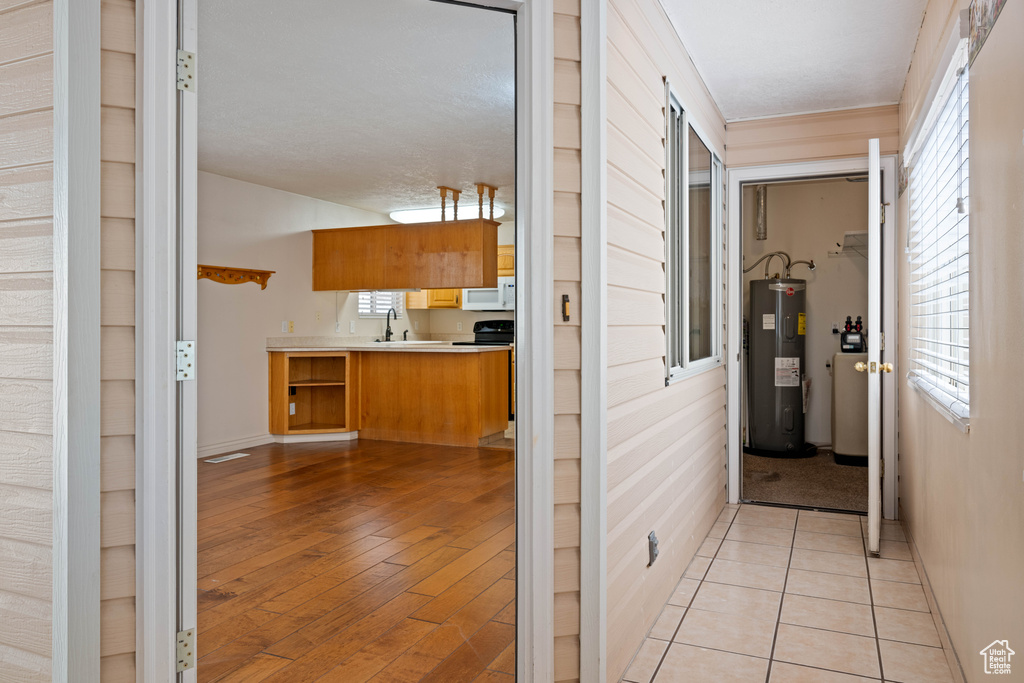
[881,362,893,373]
[855,362,867,373]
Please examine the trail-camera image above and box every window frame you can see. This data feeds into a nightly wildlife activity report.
[904,40,970,430]
[665,87,724,384]
[357,290,405,319]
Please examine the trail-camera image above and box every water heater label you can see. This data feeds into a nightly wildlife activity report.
[775,357,801,387]
[798,312,806,335]
[762,314,776,330]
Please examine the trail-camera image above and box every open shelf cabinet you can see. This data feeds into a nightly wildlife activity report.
[269,351,359,434]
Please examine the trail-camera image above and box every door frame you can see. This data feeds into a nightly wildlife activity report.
[136,0,557,680]
[725,155,899,518]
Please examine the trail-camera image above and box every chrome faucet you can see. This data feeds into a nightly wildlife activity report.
[385,308,397,342]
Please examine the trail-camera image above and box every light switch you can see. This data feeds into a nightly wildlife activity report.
[289,402,295,416]
[349,321,356,334]
[281,321,288,333]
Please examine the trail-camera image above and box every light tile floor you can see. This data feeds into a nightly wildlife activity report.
[622,504,957,683]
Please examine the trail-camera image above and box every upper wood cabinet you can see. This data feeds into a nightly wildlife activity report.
[497,244,515,277]
[312,219,499,291]
[405,288,462,309]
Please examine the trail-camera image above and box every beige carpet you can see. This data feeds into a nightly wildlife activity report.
[742,449,868,512]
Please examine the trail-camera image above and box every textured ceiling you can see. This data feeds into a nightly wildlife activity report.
[658,0,929,121]
[198,0,515,219]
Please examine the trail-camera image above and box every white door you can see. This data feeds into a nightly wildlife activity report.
[864,139,885,554]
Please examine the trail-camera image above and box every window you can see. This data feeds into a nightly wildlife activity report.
[666,91,724,381]
[357,291,404,318]
[907,60,969,424]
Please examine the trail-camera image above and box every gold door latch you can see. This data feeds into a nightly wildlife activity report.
[880,362,893,373]
[855,362,868,373]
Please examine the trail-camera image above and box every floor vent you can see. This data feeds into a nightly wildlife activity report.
[204,452,251,464]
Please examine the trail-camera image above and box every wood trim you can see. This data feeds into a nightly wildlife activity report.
[52,0,102,678]
[579,0,607,680]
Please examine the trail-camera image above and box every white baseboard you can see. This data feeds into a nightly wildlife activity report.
[198,433,275,459]
[272,431,359,444]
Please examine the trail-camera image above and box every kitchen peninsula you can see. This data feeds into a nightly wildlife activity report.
[267,339,510,447]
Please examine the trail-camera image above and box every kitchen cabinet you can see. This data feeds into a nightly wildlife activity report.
[268,351,359,434]
[312,218,498,291]
[405,288,462,309]
[427,289,460,308]
[497,244,514,277]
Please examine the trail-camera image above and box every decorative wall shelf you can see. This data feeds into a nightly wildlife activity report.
[197,264,275,289]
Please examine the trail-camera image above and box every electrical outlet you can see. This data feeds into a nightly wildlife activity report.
[335,322,341,333]
[457,322,463,332]
[414,321,419,331]
[289,402,295,416]
[832,322,840,334]
[648,531,659,566]
[288,321,294,333]
[281,321,288,333]
[349,320,356,334]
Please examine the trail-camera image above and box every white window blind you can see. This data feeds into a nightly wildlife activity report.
[907,65,969,423]
[357,291,404,318]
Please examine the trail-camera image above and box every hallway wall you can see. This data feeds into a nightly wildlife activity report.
[0,1,54,679]
[896,0,1024,680]
[605,0,728,677]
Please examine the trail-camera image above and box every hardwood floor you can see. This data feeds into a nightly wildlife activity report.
[197,440,515,682]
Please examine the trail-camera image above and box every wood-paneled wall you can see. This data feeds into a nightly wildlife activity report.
[605,0,728,678]
[725,105,900,168]
[0,1,54,679]
[99,0,137,679]
[553,1,582,681]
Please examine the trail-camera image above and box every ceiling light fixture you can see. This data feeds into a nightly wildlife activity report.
[389,206,505,224]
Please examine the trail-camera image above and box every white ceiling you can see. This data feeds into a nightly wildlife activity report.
[659,0,929,121]
[198,0,515,219]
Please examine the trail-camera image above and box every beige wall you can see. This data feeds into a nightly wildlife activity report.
[99,0,137,677]
[606,0,728,678]
[726,105,900,168]
[552,1,582,680]
[195,172,412,454]
[897,0,1023,680]
[741,179,869,445]
[0,0,54,679]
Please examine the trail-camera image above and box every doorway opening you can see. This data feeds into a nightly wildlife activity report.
[727,155,899,521]
[191,1,518,680]
[739,176,870,512]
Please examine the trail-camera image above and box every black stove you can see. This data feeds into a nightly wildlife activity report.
[451,319,514,346]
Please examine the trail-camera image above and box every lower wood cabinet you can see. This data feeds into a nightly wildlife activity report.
[268,351,359,434]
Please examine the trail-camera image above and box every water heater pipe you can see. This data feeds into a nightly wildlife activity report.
[755,185,768,240]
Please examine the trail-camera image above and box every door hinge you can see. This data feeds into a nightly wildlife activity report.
[177,50,196,92]
[176,628,196,672]
[880,332,885,351]
[880,203,887,224]
[176,340,196,381]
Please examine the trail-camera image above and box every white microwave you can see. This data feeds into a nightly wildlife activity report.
[462,276,515,311]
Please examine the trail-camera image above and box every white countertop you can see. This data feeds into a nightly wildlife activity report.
[266,337,510,353]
